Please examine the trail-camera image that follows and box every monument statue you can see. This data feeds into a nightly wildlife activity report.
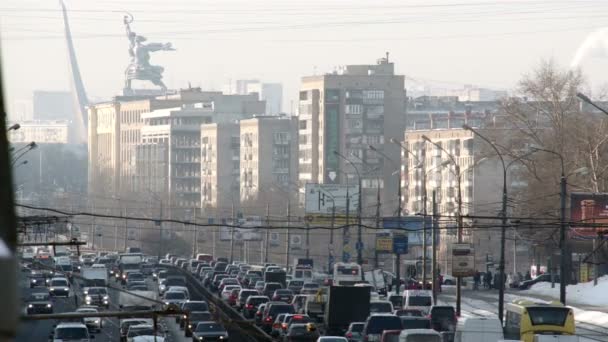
[123,14,175,95]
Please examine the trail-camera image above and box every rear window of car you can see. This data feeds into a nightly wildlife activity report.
[408,296,432,306]
[269,304,295,316]
[365,316,402,334]
[431,307,455,319]
[401,318,431,330]
[276,289,293,295]
[240,290,258,298]
[183,302,208,312]
[248,297,269,305]
[351,323,364,332]
[370,302,393,313]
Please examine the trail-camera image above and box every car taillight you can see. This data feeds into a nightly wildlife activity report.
[246,304,253,309]
[273,323,280,329]
[281,323,287,330]
[272,296,279,300]
[265,317,272,322]
[346,332,353,338]
[256,311,262,316]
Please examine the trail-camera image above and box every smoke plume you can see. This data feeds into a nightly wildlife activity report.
[571,28,608,67]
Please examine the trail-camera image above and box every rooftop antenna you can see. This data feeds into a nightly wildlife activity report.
[386,51,390,62]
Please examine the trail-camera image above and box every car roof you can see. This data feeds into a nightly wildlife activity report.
[400,329,440,336]
[130,324,154,329]
[56,323,88,329]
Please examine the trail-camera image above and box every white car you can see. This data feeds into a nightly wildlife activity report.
[166,286,190,299]
[221,285,242,300]
[48,277,70,297]
[77,307,103,332]
[126,324,158,342]
[317,337,348,342]
[51,323,92,342]
[132,336,166,342]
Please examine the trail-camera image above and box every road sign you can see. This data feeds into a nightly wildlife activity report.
[356,241,364,251]
[393,235,408,254]
[305,183,359,214]
[376,236,393,253]
[451,243,476,277]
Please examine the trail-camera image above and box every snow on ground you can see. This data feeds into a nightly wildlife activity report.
[523,276,608,307]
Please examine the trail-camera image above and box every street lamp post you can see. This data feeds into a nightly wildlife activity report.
[577,92,608,116]
[11,141,37,166]
[7,123,20,131]
[422,134,463,317]
[462,124,508,322]
[334,150,364,268]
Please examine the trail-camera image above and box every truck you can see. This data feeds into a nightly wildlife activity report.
[119,290,158,311]
[294,258,314,268]
[323,286,370,335]
[82,266,108,287]
[264,270,287,288]
[117,254,143,281]
[364,269,387,295]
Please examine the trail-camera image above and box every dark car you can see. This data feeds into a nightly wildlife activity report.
[214,261,228,272]
[263,282,283,297]
[429,305,457,332]
[212,274,230,291]
[244,295,270,319]
[237,289,259,310]
[178,301,210,327]
[26,291,53,314]
[287,280,304,293]
[192,321,229,341]
[29,273,47,288]
[400,317,431,330]
[263,302,296,332]
[272,289,294,303]
[283,323,319,342]
[362,314,402,342]
[518,273,558,290]
[255,303,268,325]
[345,322,365,342]
[184,311,213,337]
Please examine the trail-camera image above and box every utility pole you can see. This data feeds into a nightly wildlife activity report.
[329,204,335,273]
[158,200,163,258]
[432,190,438,304]
[345,185,350,263]
[421,145,428,289]
[285,201,291,269]
[123,206,128,252]
[264,203,270,263]
[192,207,198,258]
[375,180,381,268]
[230,202,235,263]
[560,175,568,302]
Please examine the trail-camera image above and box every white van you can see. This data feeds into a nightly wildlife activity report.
[399,329,441,342]
[455,317,504,342]
[402,290,432,314]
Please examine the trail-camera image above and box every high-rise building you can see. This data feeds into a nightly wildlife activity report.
[246,82,283,115]
[200,122,240,214]
[297,56,406,214]
[239,116,298,204]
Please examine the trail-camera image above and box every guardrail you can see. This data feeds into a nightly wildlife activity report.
[161,265,273,342]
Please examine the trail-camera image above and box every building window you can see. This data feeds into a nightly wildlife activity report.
[299,91,308,101]
[345,104,363,115]
[299,120,307,130]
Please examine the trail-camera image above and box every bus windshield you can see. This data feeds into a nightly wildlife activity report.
[527,307,570,326]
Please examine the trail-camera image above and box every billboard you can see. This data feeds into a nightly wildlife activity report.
[570,192,608,240]
[305,184,359,214]
[382,216,435,246]
[219,216,263,241]
[451,243,475,277]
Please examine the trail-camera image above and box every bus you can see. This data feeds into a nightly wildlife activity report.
[333,262,362,286]
[504,300,575,342]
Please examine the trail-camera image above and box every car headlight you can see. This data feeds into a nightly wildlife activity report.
[188,324,192,329]
[46,303,52,308]
[85,296,91,301]
[165,301,169,305]
[27,304,33,308]
[94,320,100,324]
[219,336,225,340]
[122,274,126,279]
[32,279,37,283]
[103,295,109,300]
[49,287,55,291]
[183,315,188,319]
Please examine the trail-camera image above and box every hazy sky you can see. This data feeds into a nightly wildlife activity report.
[2,0,608,119]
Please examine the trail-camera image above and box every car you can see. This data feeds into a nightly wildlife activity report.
[212,274,230,291]
[221,285,242,300]
[25,291,53,314]
[402,290,432,315]
[369,300,394,314]
[192,321,229,341]
[227,288,241,307]
[272,289,295,303]
[184,311,213,337]
[399,317,431,330]
[237,289,259,309]
[255,303,268,325]
[84,287,110,307]
[345,322,365,342]
[219,278,240,293]
[518,273,558,290]
[127,284,148,291]
[160,276,187,295]
[317,337,348,342]
[262,302,296,332]
[362,314,403,342]
[126,324,158,342]
[244,295,269,319]
[254,281,265,293]
[77,307,103,332]
[283,314,313,333]
[300,282,319,295]
[132,335,166,342]
[126,272,145,284]
[29,272,47,288]
[387,293,403,310]
[263,282,283,297]
[287,280,304,293]
[399,329,441,342]
[442,275,456,285]
[50,323,92,342]
[428,305,457,333]
[166,285,190,300]
[178,301,210,327]
[454,317,503,342]
[120,319,153,342]
[283,323,319,342]
[48,277,70,297]
[163,291,188,306]
[271,313,290,337]
[394,308,425,317]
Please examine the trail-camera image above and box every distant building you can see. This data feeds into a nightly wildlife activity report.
[239,116,298,204]
[246,82,283,115]
[406,96,500,131]
[8,120,70,144]
[447,86,508,102]
[33,91,75,121]
[297,56,406,214]
[200,122,240,214]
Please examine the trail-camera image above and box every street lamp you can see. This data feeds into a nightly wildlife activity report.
[14,160,28,168]
[577,92,608,116]
[11,141,37,166]
[529,145,587,305]
[333,150,364,268]
[421,134,464,316]
[7,123,20,132]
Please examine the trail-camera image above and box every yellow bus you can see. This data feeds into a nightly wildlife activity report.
[504,300,575,342]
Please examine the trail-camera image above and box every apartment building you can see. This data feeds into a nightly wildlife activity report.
[200,122,240,214]
[297,56,406,214]
[239,116,298,204]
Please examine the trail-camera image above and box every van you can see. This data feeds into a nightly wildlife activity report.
[402,290,432,314]
[399,329,441,342]
[455,317,504,342]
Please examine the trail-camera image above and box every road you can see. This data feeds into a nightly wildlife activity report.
[439,286,608,342]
